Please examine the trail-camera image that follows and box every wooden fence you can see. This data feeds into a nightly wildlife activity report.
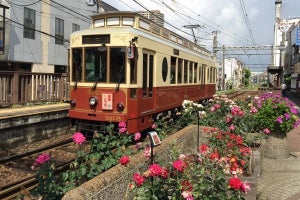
[0,71,69,106]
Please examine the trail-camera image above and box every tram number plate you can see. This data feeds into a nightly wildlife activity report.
[105,116,121,121]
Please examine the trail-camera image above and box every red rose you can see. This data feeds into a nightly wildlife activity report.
[119,155,130,166]
[209,152,220,161]
[181,180,193,192]
[133,173,144,187]
[173,160,187,172]
[229,177,242,190]
[199,144,209,154]
[160,167,169,178]
[149,164,162,176]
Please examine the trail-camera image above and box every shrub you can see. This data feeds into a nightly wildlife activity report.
[253,92,300,134]
[128,128,251,200]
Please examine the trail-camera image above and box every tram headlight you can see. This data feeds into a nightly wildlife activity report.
[116,102,125,112]
[70,99,76,108]
[89,97,98,107]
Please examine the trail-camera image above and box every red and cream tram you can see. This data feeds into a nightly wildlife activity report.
[69,11,217,134]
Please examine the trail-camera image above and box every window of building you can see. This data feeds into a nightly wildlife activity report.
[0,5,8,54]
[72,23,80,32]
[24,7,35,39]
[55,18,64,45]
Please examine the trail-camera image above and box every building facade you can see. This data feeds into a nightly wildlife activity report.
[271,0,300,88]
[137,10,164,27]
[0,0,116,73]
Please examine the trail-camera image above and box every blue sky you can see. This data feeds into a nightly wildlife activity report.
[104,0,300,72]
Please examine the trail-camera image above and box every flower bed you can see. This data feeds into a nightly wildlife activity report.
[61,126,263,200]
[35,91,298,199]
[62,125,198,200]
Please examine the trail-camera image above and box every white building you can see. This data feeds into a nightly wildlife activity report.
[0,0,116,73]
[223,58,243,89]
[272,0,300,78]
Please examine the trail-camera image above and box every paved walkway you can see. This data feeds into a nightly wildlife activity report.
[257,91,300,200]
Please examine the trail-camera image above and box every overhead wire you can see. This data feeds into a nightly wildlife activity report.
[238,0,256,46]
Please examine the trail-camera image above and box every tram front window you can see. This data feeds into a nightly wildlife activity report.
[85,47,107,82]
[110,47,126,83]
[72,48,82,82]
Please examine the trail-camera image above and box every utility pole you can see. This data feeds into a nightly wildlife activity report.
[222,45,225,90]
[212,31,220,57]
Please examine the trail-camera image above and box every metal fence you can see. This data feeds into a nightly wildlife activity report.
[0,71,69,106]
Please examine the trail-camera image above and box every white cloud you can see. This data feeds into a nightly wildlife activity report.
[104,0,300,71]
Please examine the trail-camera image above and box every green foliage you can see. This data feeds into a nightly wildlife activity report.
[253,92,300,134]
[196,95,258,136]
[31,162,63,200]
[61,125,132,191]
[32,122,133,199]
[129,129,250,200]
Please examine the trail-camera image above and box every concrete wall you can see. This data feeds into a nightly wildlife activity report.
[63,125,199,200]
[0,103,70,149]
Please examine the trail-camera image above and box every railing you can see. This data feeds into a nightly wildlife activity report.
[0,71,69,106]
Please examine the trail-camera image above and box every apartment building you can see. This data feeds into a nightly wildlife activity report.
[0,0,116,73]
[137,10,164,27]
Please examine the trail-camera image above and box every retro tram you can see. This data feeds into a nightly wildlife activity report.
[69,11,217,134]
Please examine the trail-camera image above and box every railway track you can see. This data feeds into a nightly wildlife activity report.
[0,161,73,200]
[0,138,73,164]
[0,89,270,199]
[0,137,78,199]
[224,89,268,100]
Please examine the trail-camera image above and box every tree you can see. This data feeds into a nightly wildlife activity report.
[242,67,251,86]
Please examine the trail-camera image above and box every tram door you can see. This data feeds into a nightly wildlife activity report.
[140,51,155,113]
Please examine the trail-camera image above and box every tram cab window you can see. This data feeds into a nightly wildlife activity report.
[110,47,126,83]
[72,48,82,82]
[85,47,107,82]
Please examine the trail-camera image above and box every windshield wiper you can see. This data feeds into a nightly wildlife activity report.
[92,77,100,91]
[115,65,124,91]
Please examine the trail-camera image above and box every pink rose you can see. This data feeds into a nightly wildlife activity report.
[72,132,86,145]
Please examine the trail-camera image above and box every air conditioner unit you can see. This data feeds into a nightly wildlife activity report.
[86,0,95,6]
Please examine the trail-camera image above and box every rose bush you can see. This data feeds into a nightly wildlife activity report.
[253,92,300,134]
[128,127,251,200]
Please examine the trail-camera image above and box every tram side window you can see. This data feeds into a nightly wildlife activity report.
[194,63,198,83]
[210,67,213,83]
[202,64,207,85]
[161,57,168,82]
[85,47,107,82]
[149,55,154,97]
[184,60,188,83]
[170,56,176,84]
[72,48,82,82]
[177,58,182,84]
[207,67,211,83]
[130,51,137,84]
[110,47,126,83]
[198,64,202,84]
[142,54,148,97]
[189,62,193,83]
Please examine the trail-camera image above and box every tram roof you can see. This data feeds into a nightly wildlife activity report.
[71,11,215,61]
